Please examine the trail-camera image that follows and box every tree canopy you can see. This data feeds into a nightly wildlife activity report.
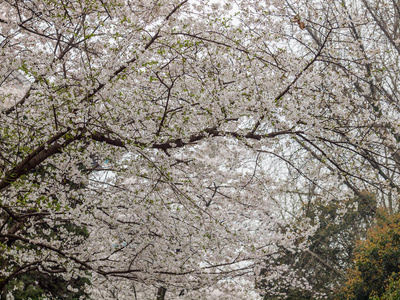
[336,212,400,300]
[1,0,400,298]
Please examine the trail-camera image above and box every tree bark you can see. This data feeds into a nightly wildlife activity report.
[156,287,167,300]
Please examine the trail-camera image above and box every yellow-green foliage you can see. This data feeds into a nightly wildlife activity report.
[370,275,400,300]
[336,212,400,300]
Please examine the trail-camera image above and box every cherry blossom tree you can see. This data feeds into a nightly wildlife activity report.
[1,0,400,299]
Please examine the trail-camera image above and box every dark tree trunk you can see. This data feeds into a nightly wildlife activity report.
[0,282,7,300]
[156,286,167,300]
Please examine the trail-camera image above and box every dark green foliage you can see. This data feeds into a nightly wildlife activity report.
[6,222,90,299]
[10,272,90,300]
[371,275,400,300]
[1,163,92,299]
[259,192,376,300]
